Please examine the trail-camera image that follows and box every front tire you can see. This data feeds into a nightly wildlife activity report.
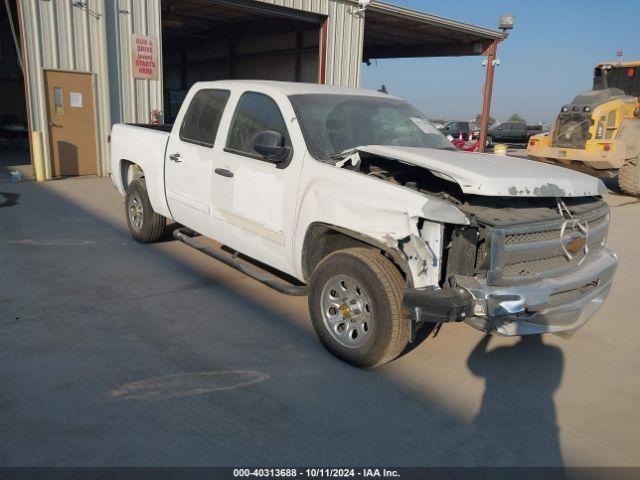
[125,179,166,243]
[618,158,640,196]
[308,248,410,368]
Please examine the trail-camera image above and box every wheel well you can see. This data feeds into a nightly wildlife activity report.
[120,160,145,191]
[301,224,408,282]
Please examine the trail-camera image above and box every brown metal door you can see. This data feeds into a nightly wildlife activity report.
[44,70,98,176]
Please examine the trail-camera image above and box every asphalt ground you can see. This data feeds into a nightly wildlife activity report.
[0,170,638,467]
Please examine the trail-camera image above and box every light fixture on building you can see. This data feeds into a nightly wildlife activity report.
[498,14,515,33]
[355,0,372,14]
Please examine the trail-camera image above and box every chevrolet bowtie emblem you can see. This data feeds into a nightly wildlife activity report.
[566,236,587,256]
[557,199,590,263]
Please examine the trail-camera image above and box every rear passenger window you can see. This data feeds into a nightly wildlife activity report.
[226,92,290,158]
[180,89,230,147]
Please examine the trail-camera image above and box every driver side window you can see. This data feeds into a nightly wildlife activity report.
[226,92,290,159]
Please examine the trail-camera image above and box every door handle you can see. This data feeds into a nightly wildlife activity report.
[214,168,234,178]
[48,121,62,128]
[169,153,182,163]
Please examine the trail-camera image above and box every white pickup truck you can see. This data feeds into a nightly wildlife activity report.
[110,80,618,368]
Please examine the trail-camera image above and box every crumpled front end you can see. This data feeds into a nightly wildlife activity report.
[455,246,618,336]
[324,147,618,338]
[401,194,618,337]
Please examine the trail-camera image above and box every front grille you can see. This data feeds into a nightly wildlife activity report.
[504,214,608,246]
[488,207,610,285]
[502,252,593,278]
[551,113,592,149]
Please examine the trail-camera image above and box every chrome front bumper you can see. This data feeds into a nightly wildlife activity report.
[455,247,618,336]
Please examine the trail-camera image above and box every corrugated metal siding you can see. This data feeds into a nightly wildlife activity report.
[256,0,329,15]
[106,0,163,126]
[257,0,364,87]
[18,0,111,177]
[325,0,363,87]
[20,0,362,179]
[19,0,161,177]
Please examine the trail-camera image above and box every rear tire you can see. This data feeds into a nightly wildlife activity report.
[618,158,640,196]
[125,179,166,243]
[308,248,410,369]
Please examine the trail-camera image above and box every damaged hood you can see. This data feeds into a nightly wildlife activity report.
[355,145,606,197]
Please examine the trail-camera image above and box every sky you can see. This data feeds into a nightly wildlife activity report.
[360,0,640,123]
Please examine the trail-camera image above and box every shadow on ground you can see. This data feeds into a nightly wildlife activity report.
[467,334,564,465]
[0,178,566,467]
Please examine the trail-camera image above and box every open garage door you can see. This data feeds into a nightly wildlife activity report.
[0,1,30,177]
[162,0,324,122]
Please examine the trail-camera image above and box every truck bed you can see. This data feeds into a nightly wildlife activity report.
[109,122,172,218]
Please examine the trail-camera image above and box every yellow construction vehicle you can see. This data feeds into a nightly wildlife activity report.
[527,61,640,195]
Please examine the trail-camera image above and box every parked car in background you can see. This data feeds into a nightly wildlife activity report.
[487,121,539,145]
[440,121,470,138]
[526,123,544,134]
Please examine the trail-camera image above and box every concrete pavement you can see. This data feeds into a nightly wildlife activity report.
[0,176,638,467]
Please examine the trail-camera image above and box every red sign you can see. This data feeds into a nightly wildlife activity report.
[131,35,158,80]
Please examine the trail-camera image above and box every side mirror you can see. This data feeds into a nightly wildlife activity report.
[253,130,290,162]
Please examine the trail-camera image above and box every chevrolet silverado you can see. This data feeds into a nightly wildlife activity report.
[109,81,618,368]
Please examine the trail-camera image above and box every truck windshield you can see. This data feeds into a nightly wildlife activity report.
[289,94,455,161]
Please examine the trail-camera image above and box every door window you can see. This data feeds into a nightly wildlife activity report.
[53,87,64,115]
[179,89,230,147]
[226,92,290,159]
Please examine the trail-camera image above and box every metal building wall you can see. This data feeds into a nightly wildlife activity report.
[19,0,363,179]
[256,0,364,87]
[325,0,364,87]
[19,0,161,178]
[18,0,111,178]
[256,0,328,14]
[105,0,163,126]
[104,0,362,128]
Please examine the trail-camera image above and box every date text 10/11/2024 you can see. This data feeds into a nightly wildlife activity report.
[233,468,401,478]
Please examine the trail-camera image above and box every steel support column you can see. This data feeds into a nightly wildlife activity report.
[478,40,499,153]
